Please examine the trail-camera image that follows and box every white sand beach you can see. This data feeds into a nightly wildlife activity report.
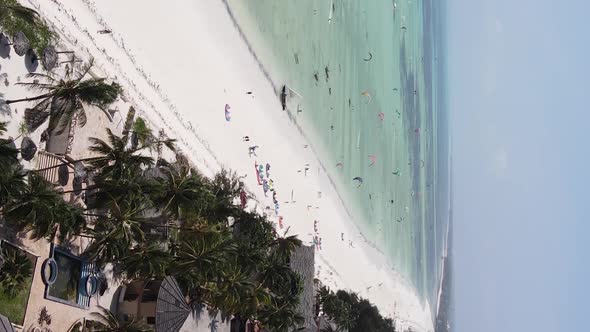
[9,0,434,330]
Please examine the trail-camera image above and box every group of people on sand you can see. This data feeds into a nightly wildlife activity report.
[313,220,323,250]
[247,139,285,227]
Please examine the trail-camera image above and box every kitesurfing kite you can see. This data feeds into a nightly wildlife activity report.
[368,155,377,166]
[363,52,373,61]
[361,91,372,104]
[353,177,363,187]
[254,162,262,185]
[224,104,231,121]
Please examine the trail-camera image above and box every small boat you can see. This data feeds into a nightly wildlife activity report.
[280,85,287,110]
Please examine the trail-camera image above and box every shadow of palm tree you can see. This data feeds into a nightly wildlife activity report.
[0,92,11,116]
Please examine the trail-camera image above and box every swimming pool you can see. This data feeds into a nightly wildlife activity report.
[44,246,95,308]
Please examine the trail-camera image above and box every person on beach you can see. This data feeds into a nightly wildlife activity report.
[239,190,247,209]
[243,136,250,142]
[248,145,259,157]
[265,163,271,177]
[341,232,344,241]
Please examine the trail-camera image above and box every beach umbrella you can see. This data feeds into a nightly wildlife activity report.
[73,161,87,182]
[156,276,190,332]
[58,164,70,186]
[224,104,231,121]
[12,31,29,56]
[20,137,37,161]
[0,33,10,58]
[72,176,83,195]
[25,48,39,72]
[42,46,59,70]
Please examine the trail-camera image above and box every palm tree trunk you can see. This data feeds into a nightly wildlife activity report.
[5,93,53,105]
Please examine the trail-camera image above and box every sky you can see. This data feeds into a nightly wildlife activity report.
[446,0,590,331]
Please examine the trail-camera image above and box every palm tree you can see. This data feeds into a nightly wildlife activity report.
[88,128,154,181]
[258,295,305,332]
[211,261,257,314]
[0,244,33,297]
[130,117,152,149]
[89,306,153,332]
[4,173,86,242]
[118,243,171,280]
[272,234,303,261]
[175,227,237,278]
[6,59,121,135]
[203,169,243,223]
[32,199,85,242]
[0,121,19,168]
[154,163,214,222]
[3,173,59,231]
[83,198,147,268]
[0,162,26,207]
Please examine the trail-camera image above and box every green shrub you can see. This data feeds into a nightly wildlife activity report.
[0,0,56,53]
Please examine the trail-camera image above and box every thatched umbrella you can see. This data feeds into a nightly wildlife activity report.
[73,161,87,182]
[0,33,10,58]
[12,31,29,56]
[58,164,70,186]
[72,176,83,195]
[42,46,74,71]
[20,137,37,161]
[42,46,59,70]
[25,48,39,72]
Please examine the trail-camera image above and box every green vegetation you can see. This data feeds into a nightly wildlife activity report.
[0,0,55,53]
[6,59,122,135]
[318,286,395,332]
[131,117,153,148]
[0,243,34,325]
[0,114,305,331]
[68,307,152,332]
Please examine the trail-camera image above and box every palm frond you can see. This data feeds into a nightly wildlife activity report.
[24,71,58,83]
[2,4,40,25]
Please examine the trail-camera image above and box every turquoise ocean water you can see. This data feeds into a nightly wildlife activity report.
[224,0,450,318]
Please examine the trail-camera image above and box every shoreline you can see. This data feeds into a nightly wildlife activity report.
[20,0,435,330]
